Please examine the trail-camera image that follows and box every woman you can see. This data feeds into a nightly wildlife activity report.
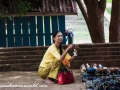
[38,31,79,84]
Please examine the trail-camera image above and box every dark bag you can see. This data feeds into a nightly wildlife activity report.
[58,67,74,84]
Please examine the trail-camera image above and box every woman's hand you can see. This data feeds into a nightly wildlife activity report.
[67,44,75,50]
[67,44,79,62]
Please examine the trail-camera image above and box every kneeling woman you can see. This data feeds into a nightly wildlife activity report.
[38,31,79,84]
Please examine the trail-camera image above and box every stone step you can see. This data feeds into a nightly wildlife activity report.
[0,50,119,56]
[0,57,119,64]
[71,59,120,68]
[0,59,41,64]
[77,51,120,56]
[0,53,118,60]
[79,47,120,52]
[0,43,120,52]
[76,55,120,60]
[0,55,43,60]
[0,46,48,52]
[0,46,120,53]
[0,50,46,56]
[0,59,119,70]
[0,63,39,71]
[0,47,119,55]
[78,43,120,48]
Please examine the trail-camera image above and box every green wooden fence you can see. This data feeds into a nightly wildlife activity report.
[0,15,67,47]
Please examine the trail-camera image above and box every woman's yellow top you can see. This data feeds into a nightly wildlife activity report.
[39,44,71,67]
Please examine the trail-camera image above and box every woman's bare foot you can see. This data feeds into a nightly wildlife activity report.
[44,78,55,84]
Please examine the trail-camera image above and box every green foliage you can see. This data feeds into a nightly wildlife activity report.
[0,5,4,19]
[0,0,32,19]
[106,8,111,14]
[12,0,32,17]
[107,0,112,2]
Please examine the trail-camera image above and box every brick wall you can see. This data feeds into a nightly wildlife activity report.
[0,42,120,71]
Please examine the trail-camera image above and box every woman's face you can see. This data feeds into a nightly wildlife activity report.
[53,32,63,43]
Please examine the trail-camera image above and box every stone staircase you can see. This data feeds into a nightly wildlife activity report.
[0,43,120,71]
[78,43,120,67]
[0,47,47,71]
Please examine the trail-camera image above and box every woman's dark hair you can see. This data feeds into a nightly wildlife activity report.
[52,31,62,55]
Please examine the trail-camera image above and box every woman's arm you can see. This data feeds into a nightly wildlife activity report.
[69,55,76,62]
[60,44,74,61]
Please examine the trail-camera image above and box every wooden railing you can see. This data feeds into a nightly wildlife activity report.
[0,16,67,47]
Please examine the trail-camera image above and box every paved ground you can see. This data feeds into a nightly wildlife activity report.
[0,69,86,90]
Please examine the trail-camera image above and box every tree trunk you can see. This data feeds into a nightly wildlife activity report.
[76,0,106,43]
[76,0,88,24]
[85,0,105,43]
[109,0,120,42]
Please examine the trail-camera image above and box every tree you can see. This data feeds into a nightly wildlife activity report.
[109,0,120,42]
[76,0,106,43]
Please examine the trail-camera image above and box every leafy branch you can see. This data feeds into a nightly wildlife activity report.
[12,0,32,17]
[0,0,33,19]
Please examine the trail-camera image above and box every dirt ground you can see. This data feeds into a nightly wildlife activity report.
[0,69,86,90]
